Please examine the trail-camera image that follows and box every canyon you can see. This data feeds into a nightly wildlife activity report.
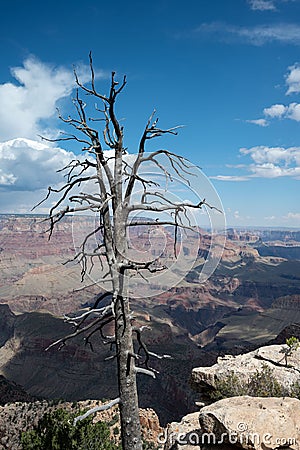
[0,214,300,425]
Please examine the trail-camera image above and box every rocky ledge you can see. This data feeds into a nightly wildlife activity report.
[190,344,300,400]
[164,343,300,450]
[164,396,300,450]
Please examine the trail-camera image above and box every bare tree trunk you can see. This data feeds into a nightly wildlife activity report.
[39,59,218,450]
[115,291,142,450]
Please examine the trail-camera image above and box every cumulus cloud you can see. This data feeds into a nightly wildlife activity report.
[285,63,300,94]
[251,101,300,124]
[214,145,300,181]
[286,102,300,120]
[0,138,80,213]
[240,145,300,178]
[239,145,300,163]
[249,63,300,125]
[0,58,73,141]
[0,137,125,213]
[0,57,95,142]
[0,138,75,192]
[263,104,287,117]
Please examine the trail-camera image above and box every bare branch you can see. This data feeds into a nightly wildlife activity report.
[73,397,120,426]
[134,367,156,378]
[45,304,114,351]
[132,325,170,376]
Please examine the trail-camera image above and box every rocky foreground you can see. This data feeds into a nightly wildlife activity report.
[164,397,300,450]
[1,343,300,449]
[165,344,300,450]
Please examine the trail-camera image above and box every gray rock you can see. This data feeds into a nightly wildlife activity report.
[199,396,300,450]
[163,412,201,450]
[191,344,300,396]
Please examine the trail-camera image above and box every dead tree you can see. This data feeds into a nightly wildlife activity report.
[37,54,216,450]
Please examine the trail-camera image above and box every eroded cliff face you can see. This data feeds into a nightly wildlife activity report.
[1,216,300,317]
[1,216,300,425]
[0,304,217,425]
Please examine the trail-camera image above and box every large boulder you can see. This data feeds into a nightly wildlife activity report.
[199,396,300,450]
[191,344,300,399]
[162,412,201,450]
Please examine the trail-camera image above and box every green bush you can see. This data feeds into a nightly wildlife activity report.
[247,365,285,397]
[210,364,289,401]
[290,381,300,398]
[210,373,246,401]
[21,408,120,450]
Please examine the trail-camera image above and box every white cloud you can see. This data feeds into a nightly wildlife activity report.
[252,101,300,124]
[0,137,124,213]
[246,118,269,126]
[236,23,300,45]
[240,145,300,178]
[248,0,276,11]
[286,102,300,121]
[248,0,296,11]
[0,57,95,142]
[248,63,300,125]
[0,58,76,141]
[0,138,75,192]
[0,138,80,213]
[283,212,300,223]
[214,146,300,181]
[210,175,250,181]
[240,145,299,164]
[264,215,276,221]
[264,212,300,226]
[249,161,300,177]
[263,102,300,122]
[0,57,109,213]
[195,22,300,46]
[285,63,300,94]
[246,119,269,127]
[263,104,287,117]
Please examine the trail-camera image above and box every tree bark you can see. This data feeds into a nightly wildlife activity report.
[115,284,142,450]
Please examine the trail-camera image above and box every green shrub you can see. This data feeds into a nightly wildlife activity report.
[21,408,120,450]
[247,365,285,397]
[210,364,289,401]
[290,381,300,398]
[210,373,246,401]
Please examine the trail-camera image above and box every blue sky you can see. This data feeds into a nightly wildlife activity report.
[0,0,299,227]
